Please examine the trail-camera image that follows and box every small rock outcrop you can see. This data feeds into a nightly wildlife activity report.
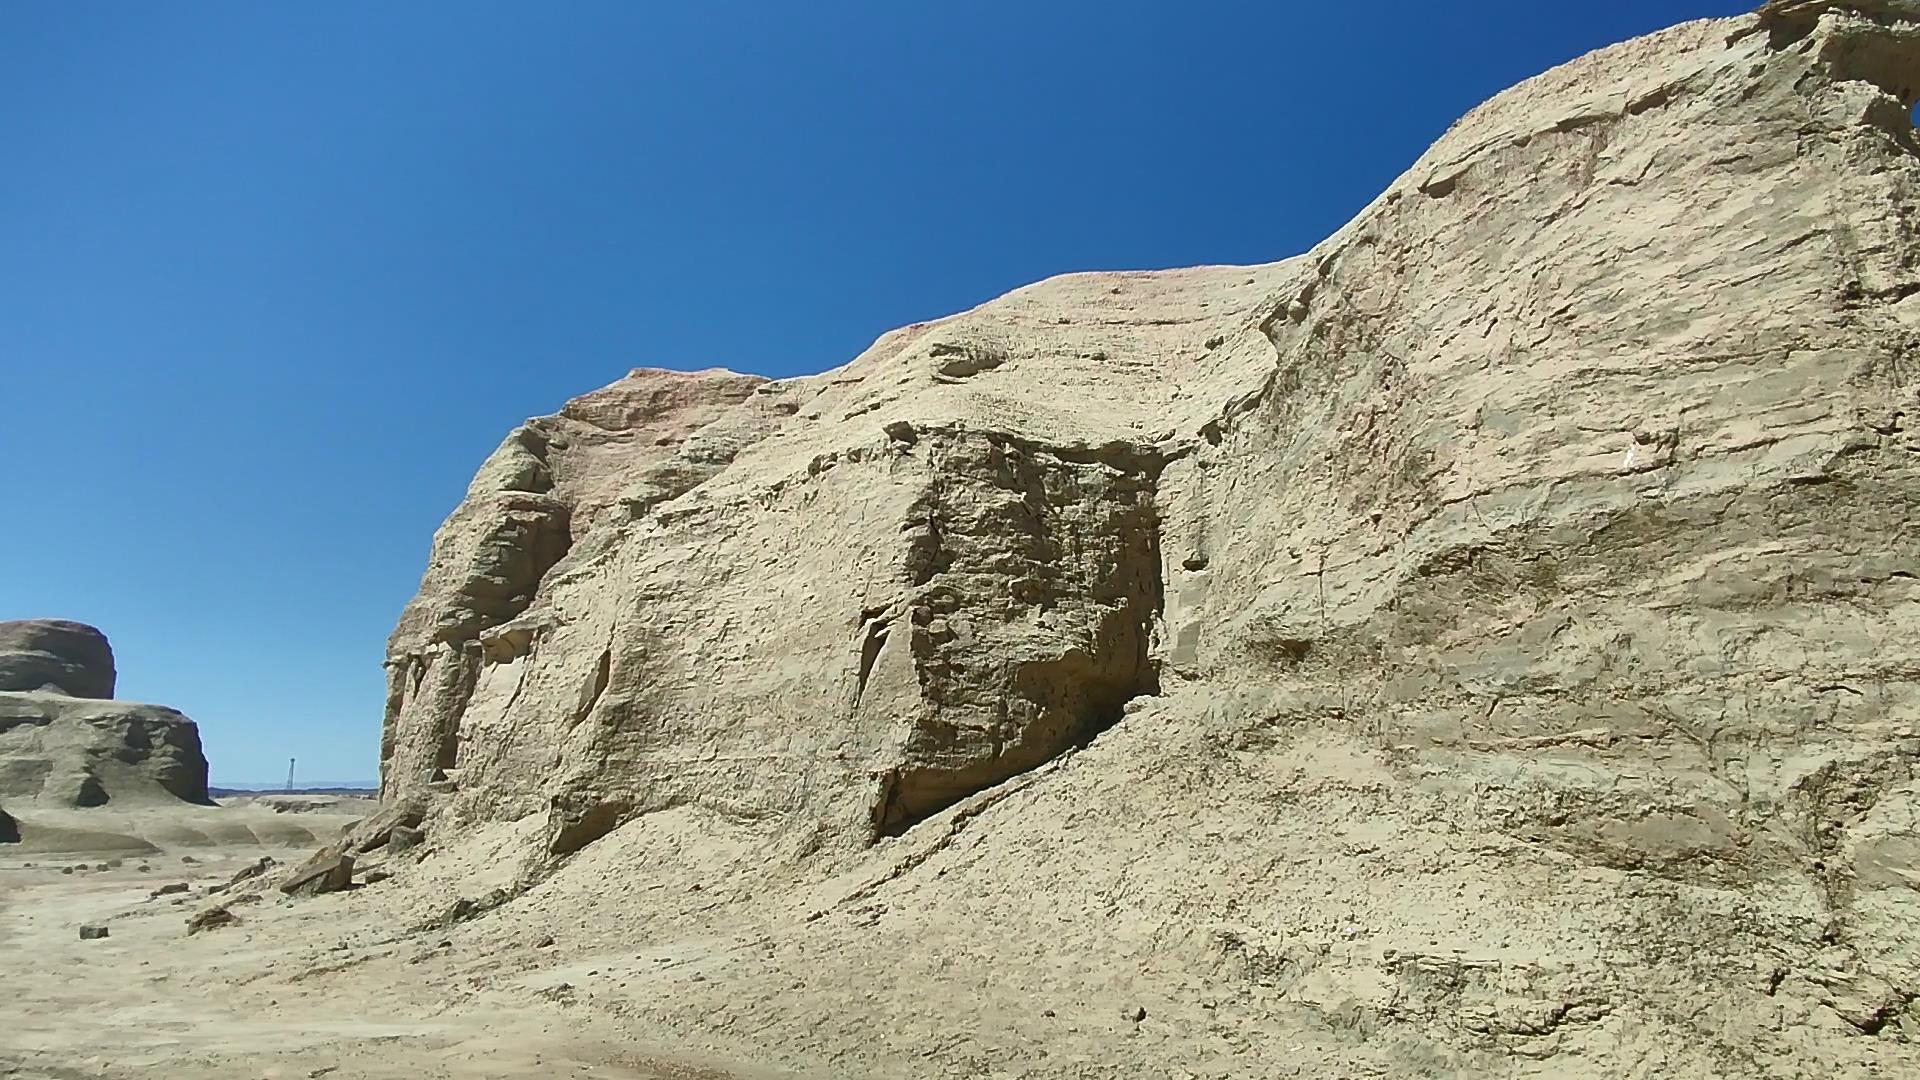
[0,620,210,807]
[279,851,355,897]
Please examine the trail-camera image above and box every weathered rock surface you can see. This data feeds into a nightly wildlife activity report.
[279,851,354,897]
[185,905,239,935]
[0,619,115,699]
[0,621,210,808]
[369,6,1920,1075]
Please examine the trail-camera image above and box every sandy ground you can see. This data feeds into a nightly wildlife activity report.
[0,802,803,1080]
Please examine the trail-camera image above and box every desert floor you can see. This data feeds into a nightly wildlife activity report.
[0,800,798,1080]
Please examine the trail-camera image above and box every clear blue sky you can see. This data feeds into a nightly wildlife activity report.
[0,1,1749,785]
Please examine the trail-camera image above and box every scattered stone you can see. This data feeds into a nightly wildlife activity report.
[180,855,198,864]
[279,852,354,898]
[1122,1005,1147,1024]
[535,934,556,948]
[361,870,391,886]
[149,882,189,898]
[186,906,240,935]
[349,803,426,854]
[223,855,276,889]
[78,925,108,940]
[386,825,425,854]
[434,887,510,929]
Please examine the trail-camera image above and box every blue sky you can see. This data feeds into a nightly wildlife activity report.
[0,1,1750,785]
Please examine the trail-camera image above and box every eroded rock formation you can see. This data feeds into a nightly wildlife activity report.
[0,620,209,808]
[372,5,1920,1072]
[0,619,115,699]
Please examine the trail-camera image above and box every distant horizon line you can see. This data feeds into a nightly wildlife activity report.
[210,779,378,789]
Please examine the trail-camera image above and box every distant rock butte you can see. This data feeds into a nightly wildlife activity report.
[368,5,1920,1073]
[0,618,115,698]
[0,620,210,809]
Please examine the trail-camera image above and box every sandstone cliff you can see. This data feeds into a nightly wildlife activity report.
[0,620,210,809]
[369,5,1920,1074]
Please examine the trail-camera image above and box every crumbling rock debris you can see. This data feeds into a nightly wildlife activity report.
[219,856,275,891]
[279,853,354,898]
[348,802,425,854]
[429,887,511,930]
[186,906,239,935]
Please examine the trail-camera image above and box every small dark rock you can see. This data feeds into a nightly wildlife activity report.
[1122,1005,1147,1023]
[78,924,109,940]
[187,906,240,935]
[149,882,190,898]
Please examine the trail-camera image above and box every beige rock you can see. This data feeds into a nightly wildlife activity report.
[0,619,114,698]
[0,621,211,810]
[349,6,1920,1075]
[279,851,354,897]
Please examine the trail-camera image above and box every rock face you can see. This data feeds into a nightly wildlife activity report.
[377,6,1920,1074]
[0,621,210,807]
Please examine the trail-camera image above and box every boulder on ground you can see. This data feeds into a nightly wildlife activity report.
[186,906,239,935]
[215,856,276,892]
[77,924,108,940]
[279,852,354,898]
[348,801,425,853]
